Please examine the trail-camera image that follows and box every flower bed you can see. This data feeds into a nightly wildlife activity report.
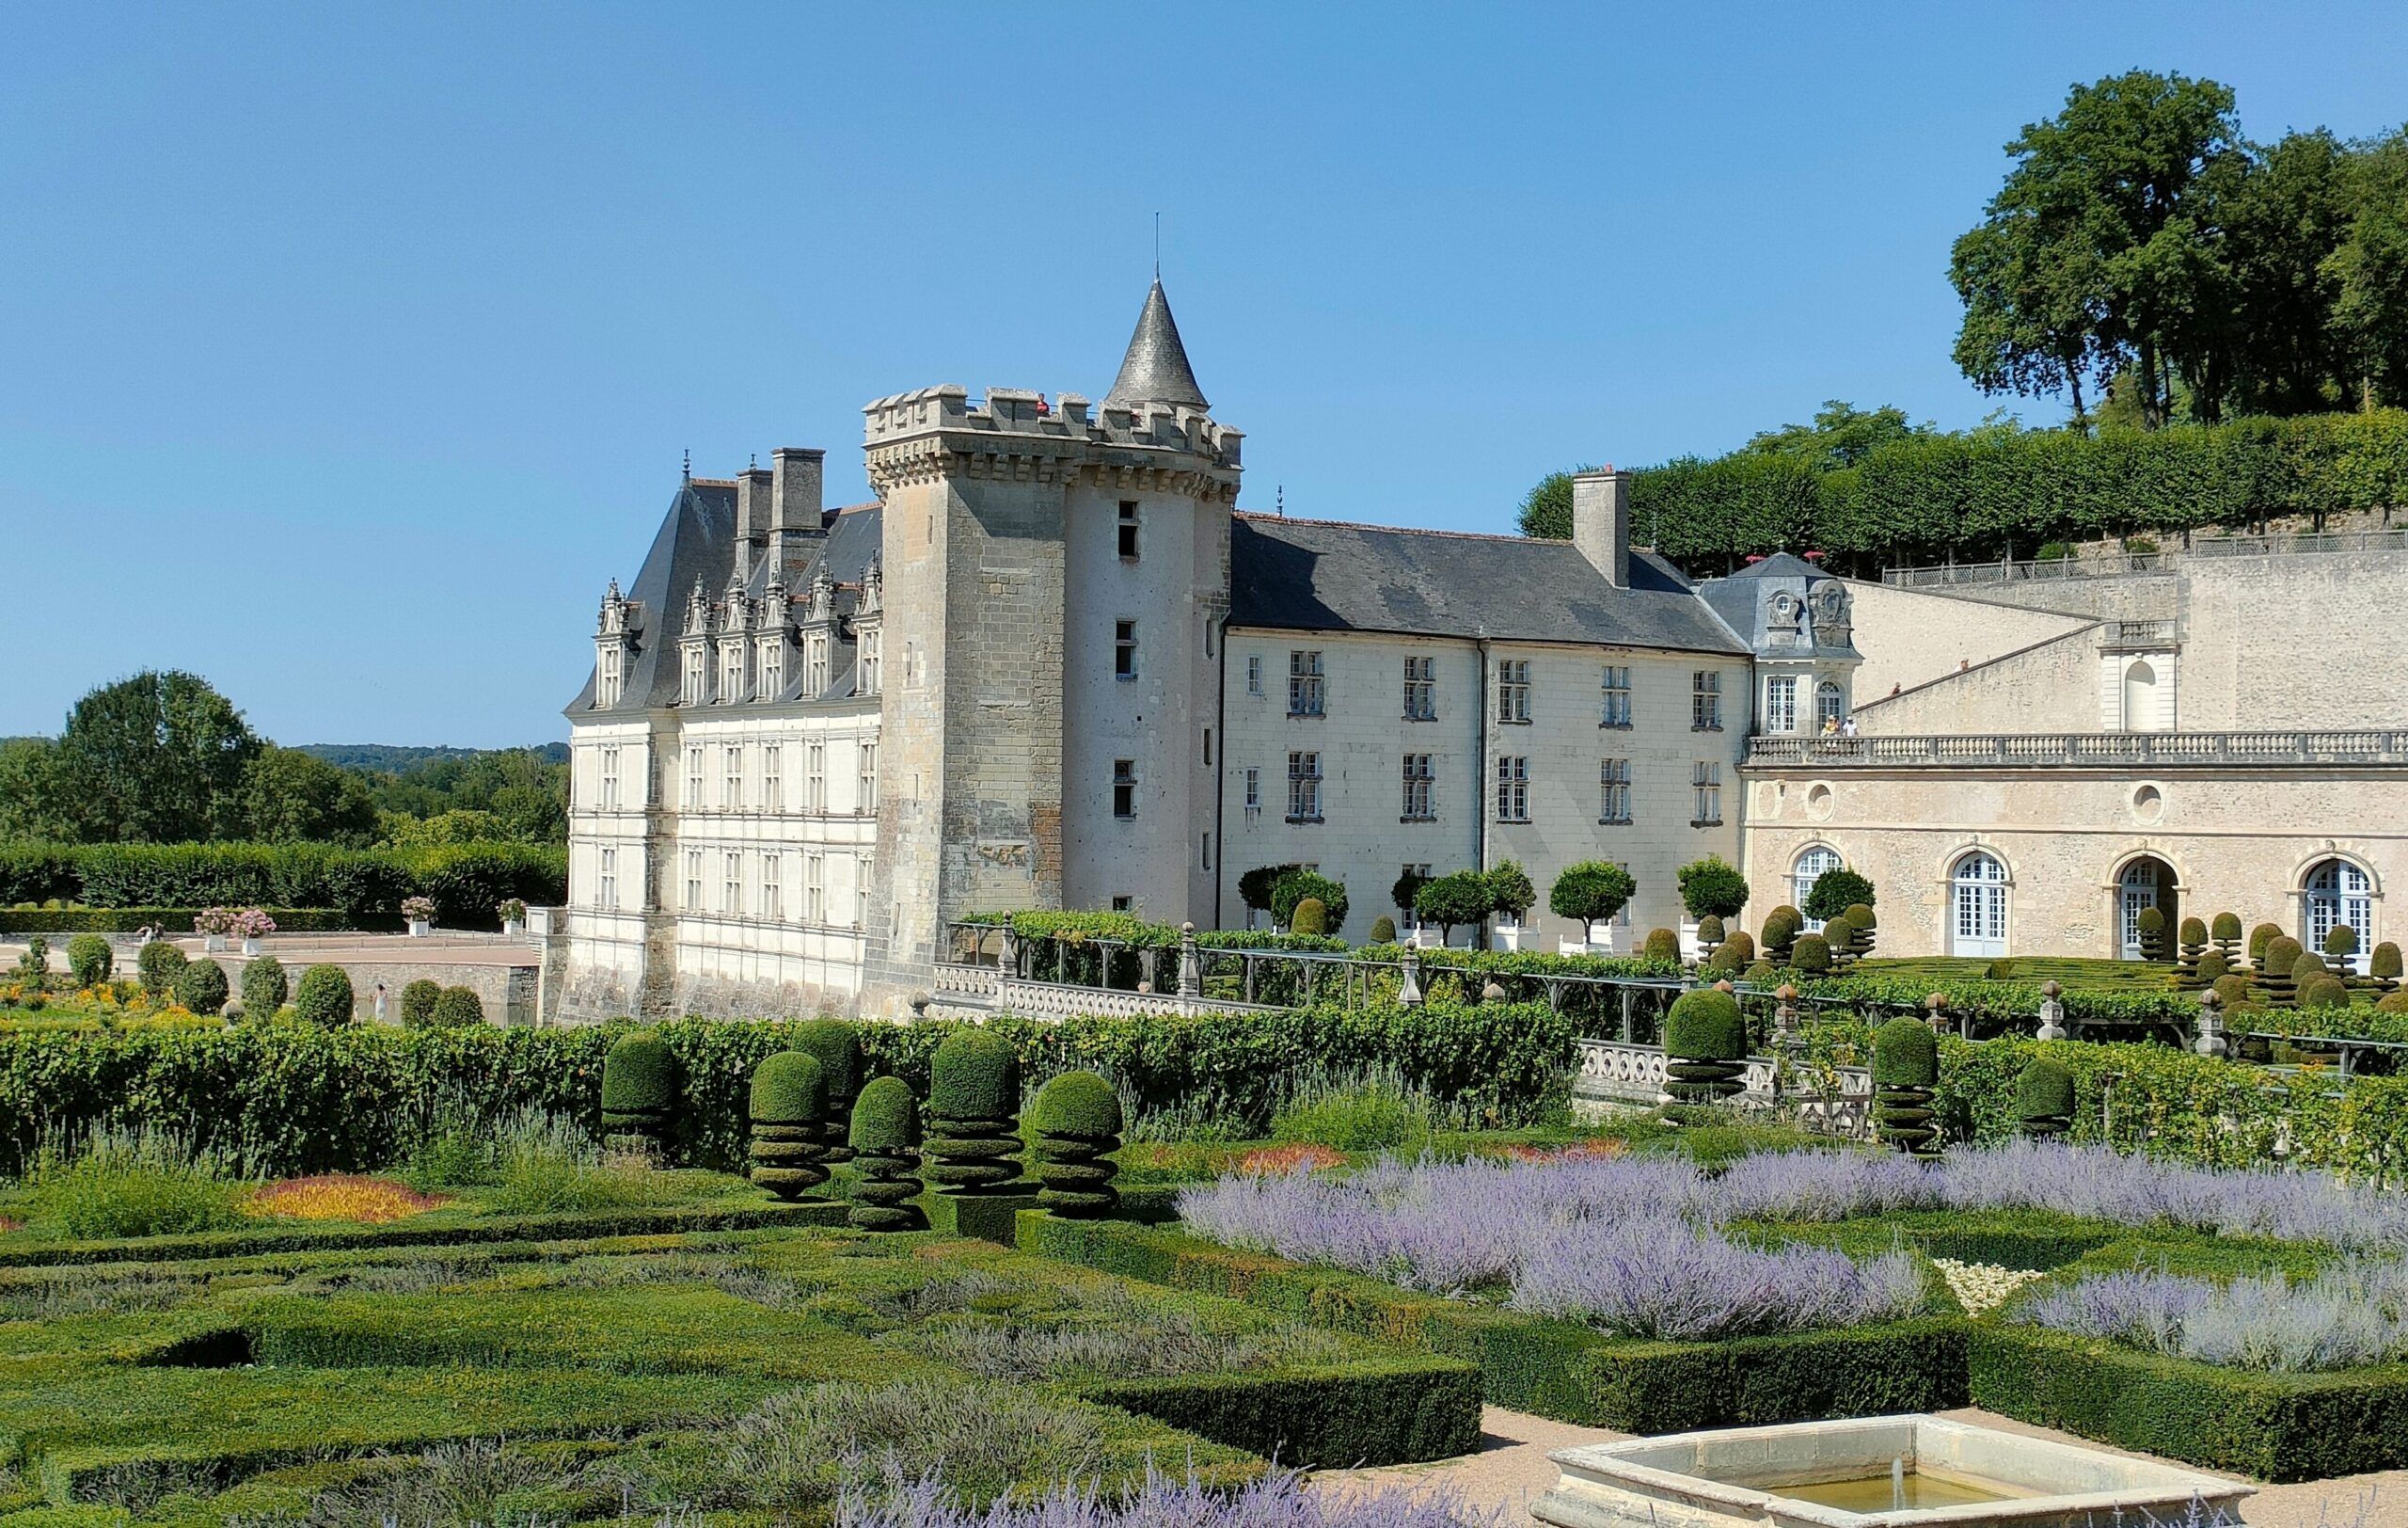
[244,1174,448,1224]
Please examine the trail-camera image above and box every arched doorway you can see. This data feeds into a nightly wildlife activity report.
[1792,846,1842,932]
[2122,660,2162,732]
[2303,859,2374,971]
[1950,851,2009,959]
[2115,855,2178,961]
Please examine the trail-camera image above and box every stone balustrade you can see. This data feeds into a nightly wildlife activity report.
[1745,729,2408,770]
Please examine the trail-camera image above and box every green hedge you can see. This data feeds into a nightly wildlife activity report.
[1969,1324,2408,1482]
[1020,1214,1967,1432]
[0,908,381,935]
[1079,1355,1481,1470]
[0,841,563,927]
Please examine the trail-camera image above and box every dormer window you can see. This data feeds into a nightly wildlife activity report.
[682,647,705,707]
[596,645,624,708]
[720,645,745,703]
[858,629,881,694]
[758,641,784,699]
[806,635,830,696]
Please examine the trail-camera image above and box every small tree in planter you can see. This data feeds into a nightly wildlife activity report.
[2325,925,2362,981]
[2014,1057,2074,1138]
[402,895,436,936]
[601,1032,677,1158]
[240,954,287,1018]
[2259,937,2303,1006]
[1661,988,1747,1126]
[748,1050,829,1200]
[2135,907,2168,963]
[1031,1071,1123,1218]
[1872,1017,1940,1156]
[292,963,354,1026]
[400,979,443,1027]
[1761,906,1802,963]
[2247,923,2284,972]
[497,898,529,935]
[792,1018,863,1163]
[1549,861,1635,947]
[2374,942,2403,995]
[137,940,186,998]
[1790,932,1832,975]
[848,1076,925,1230]
[1801,867,1875,928]
[2174,918,2210,988]
[2210,912,2242,963]
[926,1028,1023,1195]
[175,958,230,1016]
[1414,870,1494,947]
[1484,860,1536,946]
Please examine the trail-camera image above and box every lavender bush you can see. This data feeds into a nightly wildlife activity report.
[840,1466,1503,1528]
[1510,1220,1927,1340]
[2019,1259,2408,1372]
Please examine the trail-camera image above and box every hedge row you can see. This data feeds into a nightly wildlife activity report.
[0,841,564,926]
[1021,1213,1968,1432]
[0,907,385,936]
[1622,408,2408,574]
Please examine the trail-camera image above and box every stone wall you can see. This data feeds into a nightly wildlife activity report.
[1852,625,2106,736]
[2177,549,2408,729]
[1842,580,2093,704]
[214,945,540,1027]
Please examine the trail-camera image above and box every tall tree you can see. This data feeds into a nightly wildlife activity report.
[52,672,261,842]
[239,746,381,845]
[2222,130,2356,416]
[2329,126,2408,409]
[1743,401,1936,469]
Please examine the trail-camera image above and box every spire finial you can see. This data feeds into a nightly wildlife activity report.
[1276,484,1285,517]
[1153,212,1161,279]
[682,448,690,481]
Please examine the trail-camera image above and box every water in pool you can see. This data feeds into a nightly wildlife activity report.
[1776,1468,2028,1510]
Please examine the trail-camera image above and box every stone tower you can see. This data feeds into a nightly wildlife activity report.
[860,280,1242,998]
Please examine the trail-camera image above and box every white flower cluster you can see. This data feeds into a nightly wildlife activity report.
[1932,1256,2045,1315]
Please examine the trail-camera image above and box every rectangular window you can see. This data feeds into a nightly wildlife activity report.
[682,850,702,911]
[1692,760,1723,825]
[598,646,623,707]
[1287,651,1324,716]
[759,642,783,699]
[1497,660,1530,724]
[722,744,742,810]
[1692,671,1722,731]
[1246,654,1263,696]
[1113,758,1137,819]
[1401,753,1434,820]
[1111,895,1133,913]
[806,637,829,696]
[761,744,781,812]
[1402,656,1435,720]
[855,850,873,928]
[721,645,744,702]
[1766,676,1798,734]
[1601,665,1632,728]
[686,746,703,808]
[804,853,825,922]
[1115,619,1138,680]
[599,745,620,810]
[858,741,879,815]
[859,629,881,694]
[1243,765,1261,814]
[1202,726,1213,766]
[683,647,705,706]
[761,853,782,921]
[1495,755,1529,822]
[1200,831,1212,871]
[722,851,742,915]
[1117,500,1140,559]
[1286,751,1323,821]
[598,847,618,910]
[806,742,827,812]
[1599,757,1632,823]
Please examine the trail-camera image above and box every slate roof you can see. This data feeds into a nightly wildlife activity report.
[1102,279,1210,411]
[1227,515,1749,655]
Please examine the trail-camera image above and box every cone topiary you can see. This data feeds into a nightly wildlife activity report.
[2248,923,2284,971]
[748,1050,828,1200]
[65,934,111,989]
[1661,989,1746,1126]
[848,1075,926,1230]
[1791,933,1831,974]
[2301,975,2351,1012]
[431,986,484,1027]
[174,958,230,1016]
[1291,897,1328,937]
[2374,942,2402,995]
[1369,915,1396,945]
[2260,937,2303,1006]
[1762,906,1801,963]
[792,1018,863,1164]
[927,1028,1022,1195]
[137,940,186,998]
[601,1032,677,1154]
[240,954,287,1018]
[1642,928,1681,965]
[1031,1071,1123,1218]
[292,963,354,1027]
[400,979,443,1027]
[1872,1017,1940,1156]
[2013,1057,2074,1138]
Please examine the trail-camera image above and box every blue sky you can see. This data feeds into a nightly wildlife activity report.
[4,3,2400,745]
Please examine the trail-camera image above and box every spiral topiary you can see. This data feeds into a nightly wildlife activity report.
[2013,1057,2074,1138]
[1031,1071,1123,1218]
[1821,914,1860,971]
[1790,933,1832,975]
[400,979,443,1027]
[2260,936,2304,1006]
[2301,975,2352,1012]
[430,986,484,1027]
[1842,903,1877,958]
[1642,927,1681,965]
[791,1018,863,1164]
[1660,989,1747,1126]
[2175,917,2210,987]
[174,958,230,1016]
[65,934,111,989]
[137,940,186,998]
[848,1075,926,1230]
[1290,898,1328,937]
[1369,915,1396,945]
[1871,1017,1940,1156]
[240,954,287,1019]
[600,1032,677,1155]
[926,1028,1023,1195]
[748,1050,829,1200]
[292,963,354,1027]
[2374,942,2403,995]
[1761,906,1801,962]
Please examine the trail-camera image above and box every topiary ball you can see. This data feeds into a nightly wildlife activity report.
[2210,974,2255,1011]
[1744,961,1777,984]
[65,934,112,989]
[849,1074,921,1154]
[2378,991,2408,1017]
[240,954,287,1019]
[400,979,443,1027]
[430,986,484,1027]
[2301,975,2351,1011]
[1872,1018,1939,1088]
[2290,949,2327,983]
[2195,950,2230,984]
[749,1051,829,1200]
[174,958,230,1016]
[1719,929,1756,965]
[1642,928,1681,964]
[600,1033,677,1150]
[2013,1057,2074,1137]
[292,963,354,1027]
[137,940,187,997]
[1790,933,1832,974]
[1762,906,1802,952]
[1032,1071,1124,1218]
[848,1075,926,1231]
[1369,915,1396,945]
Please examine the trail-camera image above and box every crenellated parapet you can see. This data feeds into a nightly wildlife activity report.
[861,384,1243,501]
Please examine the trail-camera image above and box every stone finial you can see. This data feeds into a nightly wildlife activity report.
[1398,947,1424,1009]
[1177,921,1200,999]
[2036,980,2067,1043]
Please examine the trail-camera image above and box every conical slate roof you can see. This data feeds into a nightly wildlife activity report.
[1102,278,1209,411]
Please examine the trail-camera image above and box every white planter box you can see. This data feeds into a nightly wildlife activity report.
[1496,924,1523,952]
[406,919,431,938]
[241,937,261,957]
[503,919,526,940]
[202,933,228,953]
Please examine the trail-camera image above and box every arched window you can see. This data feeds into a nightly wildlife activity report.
[2122,660,2160,733]
[1814,680,1846,732]
[2304,859,2373,968]
[2117,856,2174,961]
[1792,846,1843,931]
[1951,852,2009,958]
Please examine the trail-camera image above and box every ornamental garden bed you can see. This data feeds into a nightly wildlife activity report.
[0,1226,1478,1523]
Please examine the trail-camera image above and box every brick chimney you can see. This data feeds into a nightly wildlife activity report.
[1572,468,1631,589]
[770,447,825,561]
[736,466,774,578]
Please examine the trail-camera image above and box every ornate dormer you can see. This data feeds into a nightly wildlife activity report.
[678,580,714,706]
[853,559,884,696]
[799,563,839,698]
[754,572,798,701]
[593,580,637,708]
[1695,552,1864,738]
[714,569,752,704]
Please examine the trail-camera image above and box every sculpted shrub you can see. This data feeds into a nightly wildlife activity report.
[1661,989,1746,1126]
[65,934,111,989]
[748,1050,829,1200]
[1872,1017,1939,1156]
[240,953,287,1018]
[292,963,354,1027]
[137,940,186,998]
[848,1075,925,1231]
[400,979,442,1027]
[927,1028,1023,1195]
[2013,1057,2073,1138]
[1031,1071,1122,1218]
[600,1033,677,1154]
[174,958,230,1016]
[430,986,484,1027]
[793,1018,863,1163]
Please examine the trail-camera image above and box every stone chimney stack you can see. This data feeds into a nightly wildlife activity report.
[770,447,826,561]
[736,466,774,577]
[1572,468,1632,589]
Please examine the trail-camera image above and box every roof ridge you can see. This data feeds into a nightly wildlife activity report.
[1234,512,1554,547]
